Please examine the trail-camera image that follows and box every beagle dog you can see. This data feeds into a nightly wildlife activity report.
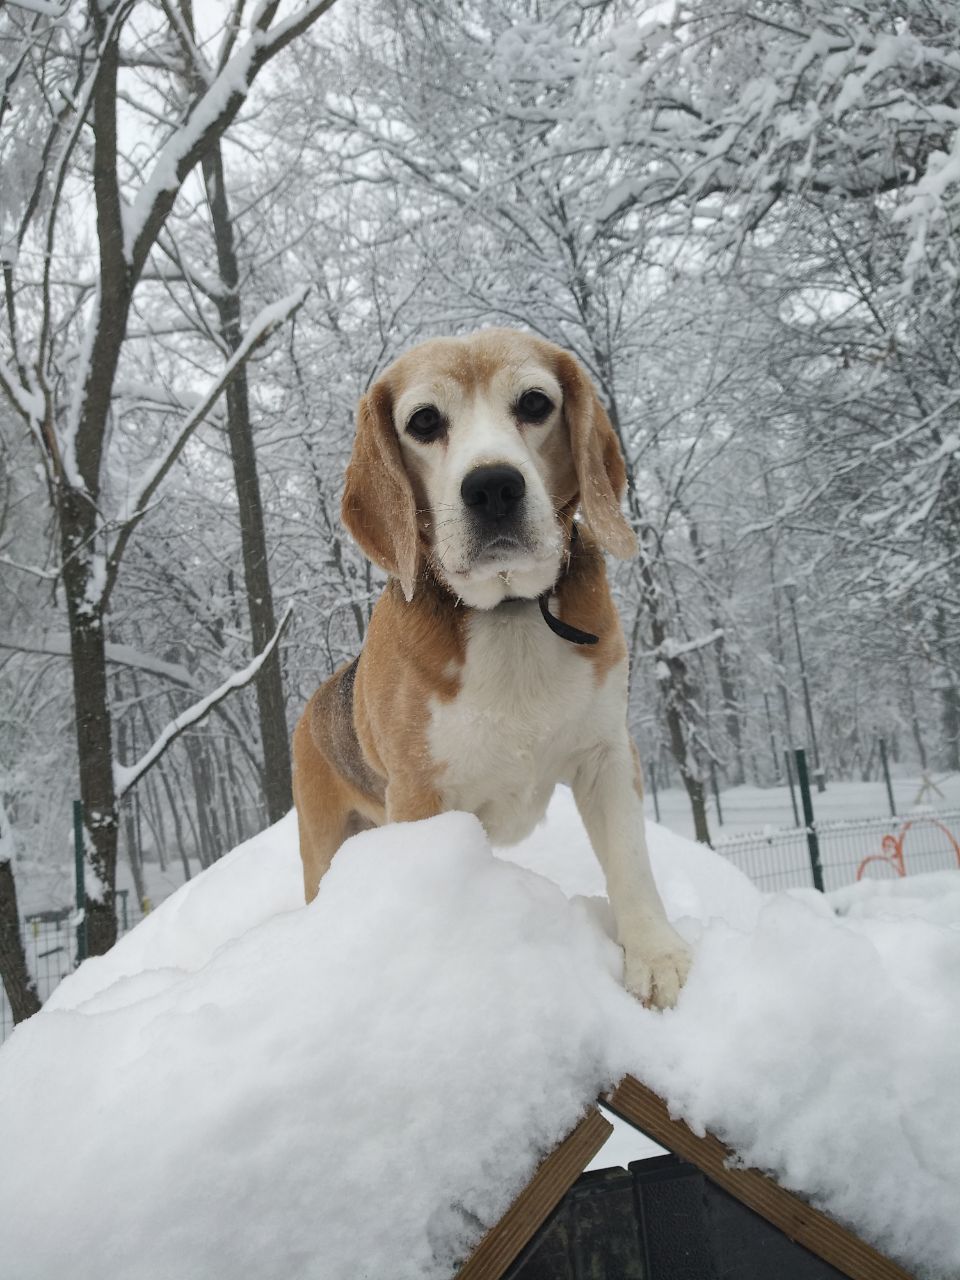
[292,328,691,1008]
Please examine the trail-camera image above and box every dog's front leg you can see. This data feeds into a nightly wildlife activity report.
[573,739,692,1008]
[385,776,444,825]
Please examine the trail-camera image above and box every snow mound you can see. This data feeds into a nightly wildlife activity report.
[44,809,304,1012]
[2,812,638,1280]
[1,796,958,1279]
[830,868,960,926]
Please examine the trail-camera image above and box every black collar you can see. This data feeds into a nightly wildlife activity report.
[537,524,599,646]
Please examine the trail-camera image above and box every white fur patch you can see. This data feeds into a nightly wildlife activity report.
[428,602,626,844]
[428,601,692,1008]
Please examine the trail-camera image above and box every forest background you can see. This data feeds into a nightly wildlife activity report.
[2,0,960,972]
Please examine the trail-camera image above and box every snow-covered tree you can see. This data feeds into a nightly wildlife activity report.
[0,0,336,954]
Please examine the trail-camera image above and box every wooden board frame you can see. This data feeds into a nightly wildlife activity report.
[456,1107,612,1280]
[604,1075,915,1280]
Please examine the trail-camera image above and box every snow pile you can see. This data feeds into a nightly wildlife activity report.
[1,796,958,1280]
[3,812,639,1280]
[830,869,960,927]
[42,809,305,1011]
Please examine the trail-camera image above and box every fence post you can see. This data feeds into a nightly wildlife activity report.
[784,749,800,827]
[794,749,825,893]
[648,761,661,824]
[72,799,88,964]
[763,692,781,783]
[878,737,896,818]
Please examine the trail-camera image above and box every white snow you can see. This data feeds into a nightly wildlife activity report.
[1,792,957,1279]
[830,869,960,927]
[0,354,45,427]
[0,632,195,685]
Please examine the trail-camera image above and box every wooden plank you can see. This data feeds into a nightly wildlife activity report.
[605,1074,916,1280]
[456,1107,613,1280]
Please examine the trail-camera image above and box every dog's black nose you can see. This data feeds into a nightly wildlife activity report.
[461,465,526,521]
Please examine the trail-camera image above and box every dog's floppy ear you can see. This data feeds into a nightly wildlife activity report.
[554,351,638,559]
[342,381,418,601]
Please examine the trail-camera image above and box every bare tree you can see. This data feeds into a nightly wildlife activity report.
[0,803,40,1025]
[0,0,336,953]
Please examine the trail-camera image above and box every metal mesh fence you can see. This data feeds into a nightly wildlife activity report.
[714,810,960,893]
[1,891,139,1043]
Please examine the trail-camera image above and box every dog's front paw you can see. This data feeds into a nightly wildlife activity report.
[623,926,692,1010]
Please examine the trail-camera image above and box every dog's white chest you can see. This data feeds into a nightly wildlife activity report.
[428,602,624,844]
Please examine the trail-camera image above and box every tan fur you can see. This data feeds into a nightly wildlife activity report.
[551,514,629,684]
[292,711,381,902]
[295,574,466,901]
[342,383,420,601]
[353,577,465,822]
[551,349,638,560]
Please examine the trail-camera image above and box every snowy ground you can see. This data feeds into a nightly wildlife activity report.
[1,788,958,1279]
[17,769,960,922]
[16,844,203,921]
[650,768,960,840]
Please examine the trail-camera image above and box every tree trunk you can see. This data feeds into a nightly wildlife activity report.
[715,630,745,786]
[683,516,744,786]
[46,11,127,958]
[904,664,928,770]
[635,542,712,846]
[184,734,220,867]
[203,143,292,824]
[942,679,960,772]
[58,484,118,956]
[606,390,712,846]
[0,860,41,1024]
[661,671,712,845]
[934,610,960,771]
[224,739,249,846]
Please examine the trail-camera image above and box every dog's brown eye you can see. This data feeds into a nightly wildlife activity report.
[516,389,553,423]
[406,405,445,441]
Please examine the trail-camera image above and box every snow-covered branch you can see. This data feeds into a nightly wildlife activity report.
[0,635,196,688]
[0,358,44,436]
[111,379,210,415]
[4,0,69,15]
[0,554,59,581]
[653,630,725,663]
[141,251,230,304]
[119,286,308,528]
[113,604,294,798]
[101,285,308,611]
[124,0,339,273]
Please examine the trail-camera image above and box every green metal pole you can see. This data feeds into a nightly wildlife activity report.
[763,692,781,783]
[794,748,825,892]
[787,592,826,791]
[784,749,800,827]
[73,799,87,964]
[879,737,896,818]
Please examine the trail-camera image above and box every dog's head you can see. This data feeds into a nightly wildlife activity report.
[342,329,637,608]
